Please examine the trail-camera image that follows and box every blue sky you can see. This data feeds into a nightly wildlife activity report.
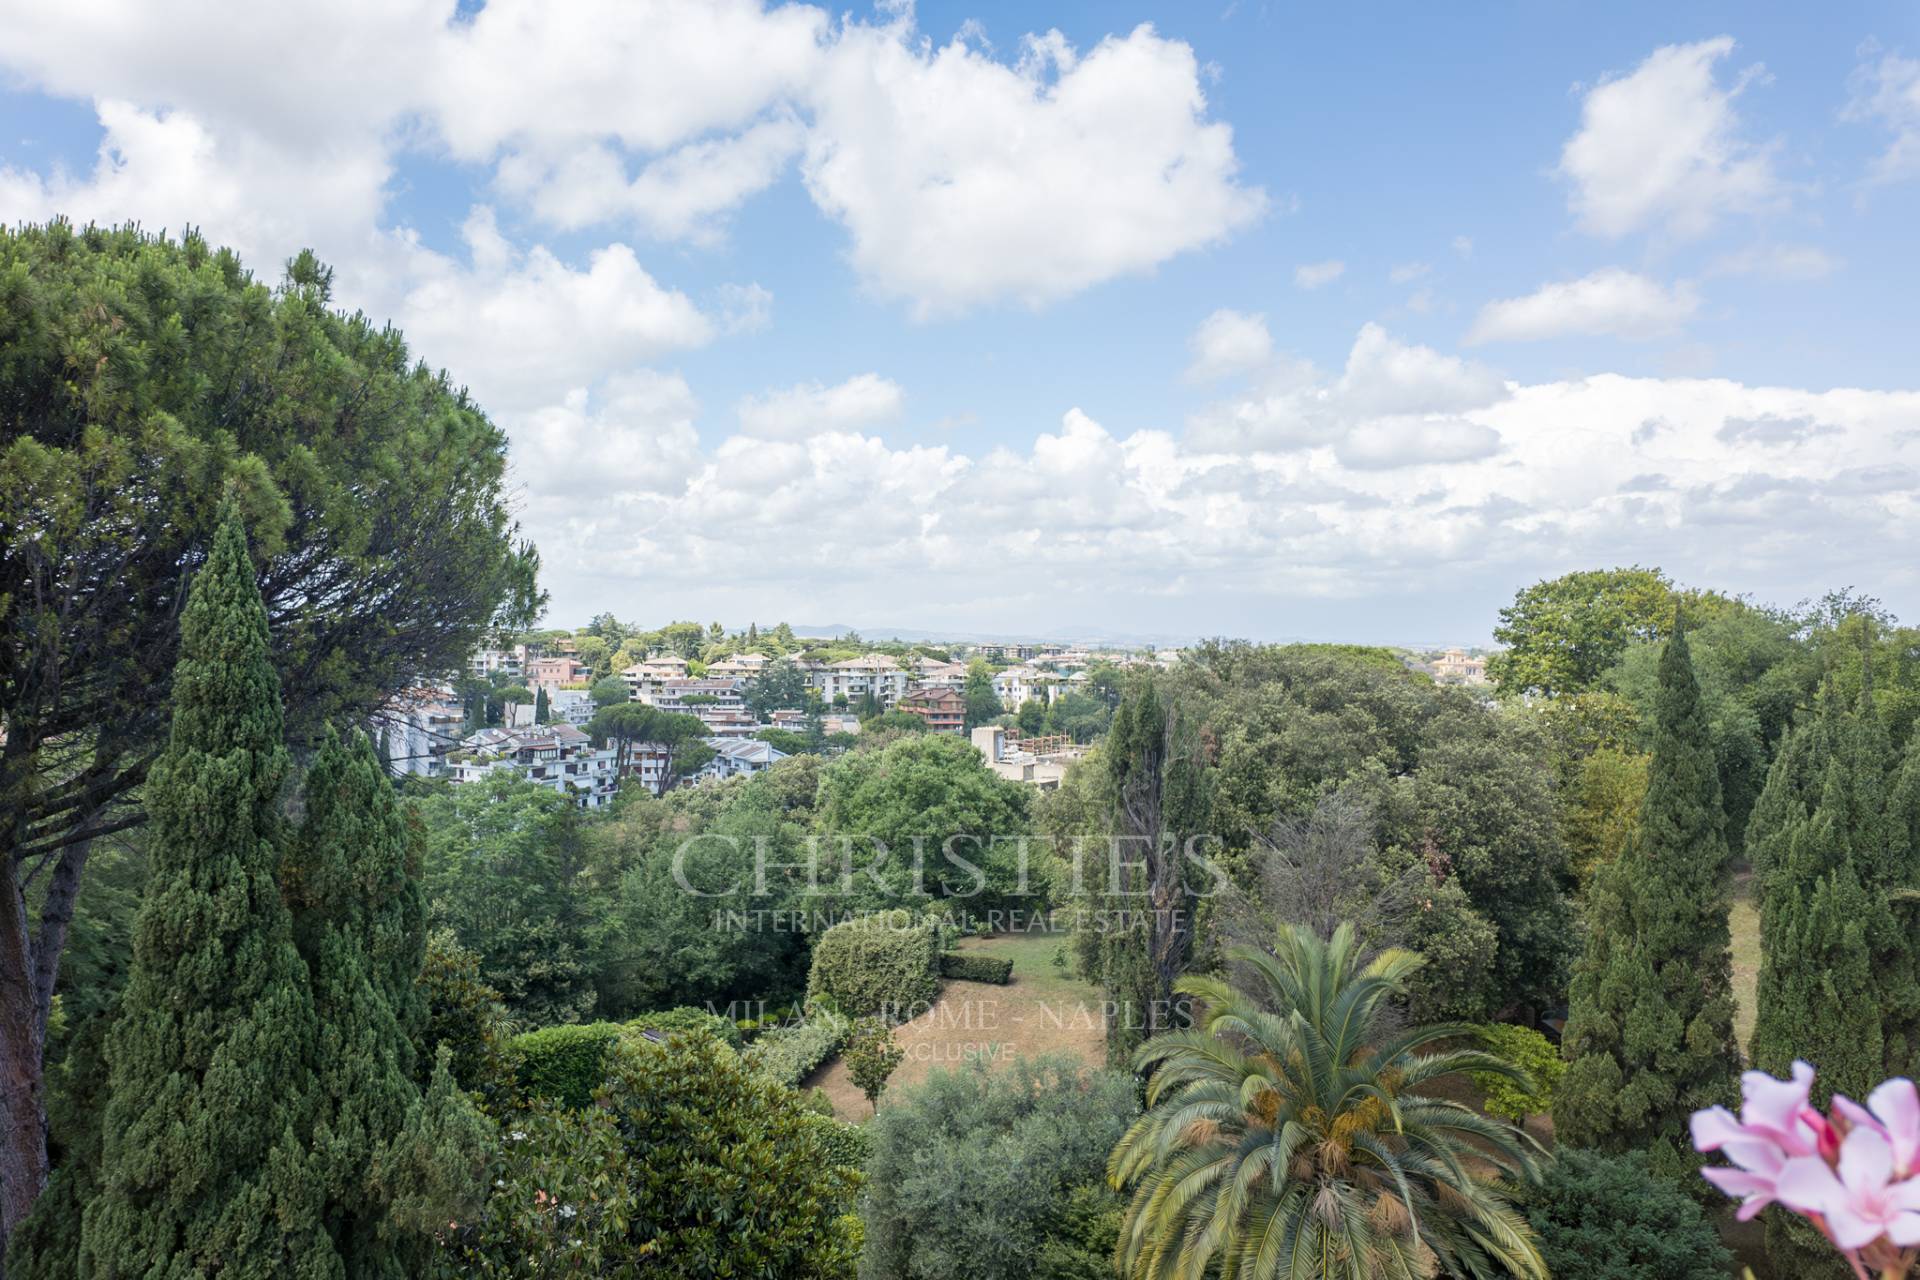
[3,1,1918,644]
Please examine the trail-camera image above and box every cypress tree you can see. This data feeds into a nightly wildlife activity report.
[285,728,469,1276]
[1747,692,1918,1277]
[78,512,338,1276]
[1752,691,1920,1086]
[1555,623,1741,1183]
[534,685,549,725]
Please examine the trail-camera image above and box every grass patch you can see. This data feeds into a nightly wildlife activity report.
[1730,871,1760,1060]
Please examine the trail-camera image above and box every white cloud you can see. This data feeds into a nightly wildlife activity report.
[512,372,705,497]
[1336,323,1507,416]
[1185,323,1507,455]
[801,22,1266,317]
[1559,37,1780,239]
[1704,243,1839,280]
[1186,309,1273,382]
[524,365,1920,630]
[1294,259,1345,289]
[1389,262,1430,284]
[736,373,905,439]
[396,207,715,412]
[1465,268,1700,344]
[1845,50,1920,185]
[497,115,806,243]
[1450,235,1473,257]
[1336,417,1502,470]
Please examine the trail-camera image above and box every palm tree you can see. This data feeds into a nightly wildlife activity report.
[1108,924,1548,1280]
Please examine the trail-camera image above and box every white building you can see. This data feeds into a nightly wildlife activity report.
[707,652,772,679]
[468,647,521,679]
[379,685,465,778]
[698,736,789,782]
[992,665,1058,709]
[447,723,618,808]
[638,677,753,734]
[813,654,910,707]
[911,658,970,691]
[547,687,597,726]
[620,655,690,700]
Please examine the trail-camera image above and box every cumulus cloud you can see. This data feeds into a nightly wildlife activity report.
[395,207,715,413]
[735,373,905,439]
[1294,260,1345,289]
[1559,37,1780,239]
[0,2,1265,324]
[512,372,705,497]
[801,22,1267,317]
[1465,268,1700,343]
[520,367,1920,628]
[1186,309,1273,382]
[1845,49,1920,186]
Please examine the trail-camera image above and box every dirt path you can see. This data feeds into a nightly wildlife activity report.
[804,931,1107,1122]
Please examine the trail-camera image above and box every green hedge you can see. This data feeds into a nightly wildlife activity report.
[744,1013,850,1087]
[510,1021,624,1107]
[514,1009,741,1106]
[939,952,1013,984]
[631,1005,742,1048]
[807,912,942,1020]
[800,1110,872,1175]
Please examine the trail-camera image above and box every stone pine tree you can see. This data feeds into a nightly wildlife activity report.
[77,512,339,1277]
[1555,622,1742,1183]
[286,727,483,1276]
[1748,691,1920,1275]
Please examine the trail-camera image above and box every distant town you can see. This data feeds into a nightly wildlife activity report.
[379,623,1492,808]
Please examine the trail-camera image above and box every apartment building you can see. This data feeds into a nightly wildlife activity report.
[447,723,618,808]
[379,685,465,778]
[620,655,690,700]
[698,736,789,782]
[524,655,589,691]
[897,686,966,734]
[812,654,911,707]
[468,647,522,679]
[1431,648,1490,685]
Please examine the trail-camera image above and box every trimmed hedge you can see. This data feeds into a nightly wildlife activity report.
[631,1005,742,1048]
[744,1013,850,1087]
[807,912,941,1020]
[800,1110,872,1174]
[511,1021,623,1107]
[514,1008,742,1106]
[939,952,1013,984]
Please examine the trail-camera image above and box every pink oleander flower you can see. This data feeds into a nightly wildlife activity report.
[1696,1065,1920,1278]
[1834,1079,1920,1180]
[1777,1127,1920,1251]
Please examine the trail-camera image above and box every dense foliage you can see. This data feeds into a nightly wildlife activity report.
[859,1057,1137,1280]
[1520,1148,1735,1280]
[0,224,539,1245]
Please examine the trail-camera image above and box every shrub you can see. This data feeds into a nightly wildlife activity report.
[452,1033,860,1277]
[1470,1022,1565,1122]
[800,1110,872,1173]
[843,1016,906,1113]
[939,951,1013,984]
[1520,1148,1734,1279]
[743,1013,850,1087]
[858,1056,1137,1280]
[629,1005,741,1047]
[807,912,941,1020]
[510,1022,623,1108]
[605,1033,860,1277]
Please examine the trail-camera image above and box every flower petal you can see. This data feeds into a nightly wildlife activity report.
[1775,1156,1844,1217]
[1871,1078,1920,1174]
[1840,1127,1895,1194]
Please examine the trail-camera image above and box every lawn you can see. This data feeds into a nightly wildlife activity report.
[1730,871,1760,1059]
[804,927,1107,1121]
